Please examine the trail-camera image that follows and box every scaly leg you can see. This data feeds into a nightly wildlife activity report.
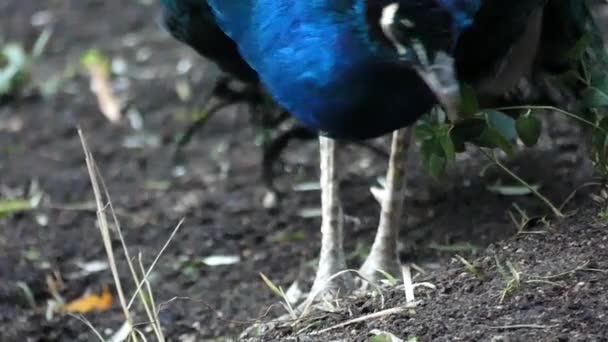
[306,136,354,302]
[359,128,412,282]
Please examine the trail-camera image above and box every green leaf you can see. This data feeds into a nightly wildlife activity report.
[370,334,395,342]
[599,117,608,131]
[420,137,446,177]
[584,63,608,107]
[427,153,446,178]
[478,127,514,156]
[458,83,479,117]
[566,34,591,61]
[592,117,608,170]
[414,122,435,141]
[451,118,487,151]
[31,28,52,59]
[81,49,110,74]
[438,133,456,163]
[486,183,541,196]
[516,115,542,147]
[376,269,399,286]
[0,44,30,96]
[558,69,585,84]
[485,111,517,141]
[0,198,34,217]
[371,332,406,342]
[259,273,284,298]
[583,86,608,107]
[430,106,447,124]
[450,118,487,151]
[589,62,608,87]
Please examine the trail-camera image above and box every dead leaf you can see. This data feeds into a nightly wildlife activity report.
[63,285,113,313]
[82,50,122,123]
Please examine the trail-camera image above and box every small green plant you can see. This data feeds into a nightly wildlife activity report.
[455,255,485,280]
[80,49,111,74]
[0,198,36,217]
[259,273,297,319]
[370,331,408,342]
[376,269,400,287]
[0,29,51,98]
[507,203,549,234]
[591,186,608,222]
[414,3,608,218]
[415,97,559,215]
[0,43,29,97]
[0,181,43,217]
[495,257,521,303]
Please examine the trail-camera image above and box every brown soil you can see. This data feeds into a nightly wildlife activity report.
[1,1,607,341]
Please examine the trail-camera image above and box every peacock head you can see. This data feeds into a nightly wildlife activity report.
[368,0,480,118]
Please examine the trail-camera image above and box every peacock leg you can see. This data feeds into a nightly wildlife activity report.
[359,128,411,282]
[306,136,354,303]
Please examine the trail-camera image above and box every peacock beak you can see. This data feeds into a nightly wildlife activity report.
[413,51,460,121]
[379,3,461,119]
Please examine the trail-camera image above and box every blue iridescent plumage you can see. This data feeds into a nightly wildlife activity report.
[163,0,565,139]
[206,0,484,139]
[160,0,258,82]
[437,0,482,30]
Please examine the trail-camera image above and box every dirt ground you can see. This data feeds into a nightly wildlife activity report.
[1,1,607,341]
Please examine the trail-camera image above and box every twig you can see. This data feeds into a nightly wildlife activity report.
[480,148,564,218]
[127,218,184,309]
[84,58,122,123]
[489,324,558,330]
[138,254,164,342]
[312,306,414,335]
[96,166,167,342]
[401,264,415,304]
[68,314,106,341]
[494,105,606,133]
[531,261,591,280]
[78,129,132,325]
[559,182,603,211]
